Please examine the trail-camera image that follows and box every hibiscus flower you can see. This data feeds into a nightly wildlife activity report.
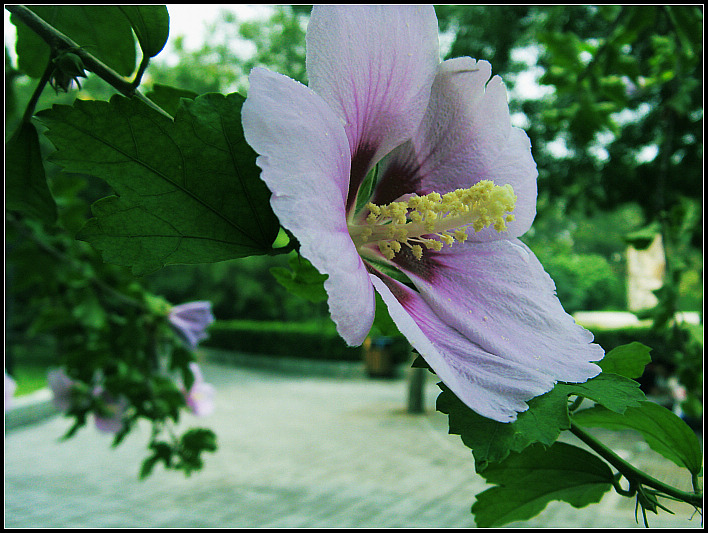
[168,301,215,349]
[242,5,604,422]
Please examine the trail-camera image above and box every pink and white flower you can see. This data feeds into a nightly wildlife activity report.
[182,362,215,417]
[242,6,603,422]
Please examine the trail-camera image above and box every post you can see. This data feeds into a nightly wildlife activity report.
[407,365,426,414]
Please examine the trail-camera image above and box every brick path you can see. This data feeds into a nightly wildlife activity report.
[4,362,701,528]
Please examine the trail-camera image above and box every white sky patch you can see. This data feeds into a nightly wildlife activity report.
[546,136,574,159]
[160,4,272,66]
[4,5,272,67]
[508,45,554,101]
[636,144,659,164]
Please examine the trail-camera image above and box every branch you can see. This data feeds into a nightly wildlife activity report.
[5,5,171,119]
[20,53,53,123]
[569,421,702,508]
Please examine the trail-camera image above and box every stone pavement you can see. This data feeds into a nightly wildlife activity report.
[4,361,702,528]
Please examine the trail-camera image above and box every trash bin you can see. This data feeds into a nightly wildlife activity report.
[363,336,395,378]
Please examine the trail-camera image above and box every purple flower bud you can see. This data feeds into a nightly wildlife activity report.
[183,362,216,417]
[168,301,215,349]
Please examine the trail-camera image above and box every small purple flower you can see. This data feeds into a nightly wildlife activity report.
[48,368,125,433]
[47,367,75,411]
[5,371,17,411]
[182,362,215,417]
[92,385,127,434]
[168,301,215,349]
[242,6,604,422]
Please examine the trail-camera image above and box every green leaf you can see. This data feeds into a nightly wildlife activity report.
[176,428,218,475]
[624,222,661,250]
[437,372,644,471]
[370,290,403,338]
[140,440,173,479]
[597,342,652,379]
[436,383,571,471]
[557,373,646,413]
[36,93,280,274]
[573,401,702,475]
[12,6,136,78]
[472,442,614,527]
[665,6,703,60]
[145,84,199,117]
[5,121,57,224]
[118,5,170,58]
[270,253,328,303]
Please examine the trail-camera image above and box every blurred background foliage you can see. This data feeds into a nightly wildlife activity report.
[5,5,702,413]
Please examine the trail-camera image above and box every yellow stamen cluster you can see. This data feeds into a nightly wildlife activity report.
[349,180,517,261]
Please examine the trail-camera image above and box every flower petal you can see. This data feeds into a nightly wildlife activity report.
[373,239,603,422]
[242,67,375,345]
[373,57,538,240]
[370,271,551,422]
[186,381,216,417]
[307,5,440,208]
[401,239,603,377]
[169,301,215,348]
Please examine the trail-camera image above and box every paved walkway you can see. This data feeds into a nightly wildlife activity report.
[4,362,701,528]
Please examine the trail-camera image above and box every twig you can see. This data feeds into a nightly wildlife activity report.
[5,5,172,119]
[569,421,702,508]
[20,54,53,123]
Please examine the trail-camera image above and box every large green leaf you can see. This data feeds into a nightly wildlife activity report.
[557,372,646,413]
[145,84,199,117]
[437,382,571,470]
[472,442,614,527]
[12,6,136,78]
[36,93,280,274]
[597,342,652,379]
[437,372,645,471]
[5,121,57,224]
[573,401,702,475]
[119,5,170,58]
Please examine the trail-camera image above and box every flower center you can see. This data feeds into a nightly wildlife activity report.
[349,180,516,260]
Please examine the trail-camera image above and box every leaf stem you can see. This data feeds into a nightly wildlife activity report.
[6,5,172,119]
[569,421,702,508]
[21,55,53,123]
[131,54,151,89]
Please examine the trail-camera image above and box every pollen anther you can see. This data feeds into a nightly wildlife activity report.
[350,180,517,261]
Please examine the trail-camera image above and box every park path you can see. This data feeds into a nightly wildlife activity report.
[4,362,701,528]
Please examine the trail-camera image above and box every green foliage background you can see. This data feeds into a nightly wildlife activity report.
[4,4,702,525]
[6,4,702,400]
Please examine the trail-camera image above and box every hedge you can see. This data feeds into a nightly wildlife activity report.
[590,325,690,366]
[203,319,410,363]
[204,319,691,368]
